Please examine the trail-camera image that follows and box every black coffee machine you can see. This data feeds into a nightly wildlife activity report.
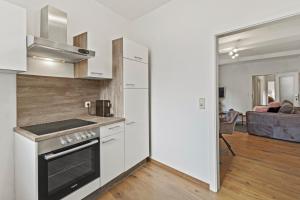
[96,100,113,117]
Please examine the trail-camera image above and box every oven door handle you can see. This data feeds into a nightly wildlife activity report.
[44,140,99,161]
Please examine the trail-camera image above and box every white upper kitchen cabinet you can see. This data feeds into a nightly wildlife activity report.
[0,1,26,72]
[123,38,148,64]
[123,59,148,89]
[74,32,112,79]
[124,89,149,170]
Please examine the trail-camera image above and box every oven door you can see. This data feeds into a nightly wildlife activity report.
[38,139,100,200]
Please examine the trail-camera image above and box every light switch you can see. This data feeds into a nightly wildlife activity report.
[199,98,205,109]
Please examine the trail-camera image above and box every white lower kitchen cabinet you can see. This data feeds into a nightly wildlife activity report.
[124,89,150,170]
[125,121,149,170]
[100,123,125,186]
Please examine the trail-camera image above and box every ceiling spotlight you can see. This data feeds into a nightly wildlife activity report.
[229,48,240,59]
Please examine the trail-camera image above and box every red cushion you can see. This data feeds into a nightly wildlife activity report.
[254,106,268,112]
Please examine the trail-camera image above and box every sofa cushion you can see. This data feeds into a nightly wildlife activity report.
[267,106,281,113]
[268,101,281,108]
[279,103,293,114]
[253,106,268,112]
[281,100,293,106]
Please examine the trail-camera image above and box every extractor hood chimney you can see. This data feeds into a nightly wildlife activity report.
[40,5,68,44]
[27,5,95,63]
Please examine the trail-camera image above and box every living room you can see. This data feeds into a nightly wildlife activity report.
[217,14,300,198]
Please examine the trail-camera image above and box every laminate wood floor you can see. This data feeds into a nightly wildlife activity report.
[220,132,300,200]
[92,132,300,200]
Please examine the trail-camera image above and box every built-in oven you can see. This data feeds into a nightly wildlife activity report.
[38,137,100,200]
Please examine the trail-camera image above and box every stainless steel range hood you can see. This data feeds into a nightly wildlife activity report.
[27,5,95,63]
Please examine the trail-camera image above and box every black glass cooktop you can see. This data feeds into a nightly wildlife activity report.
[20,119,96,135]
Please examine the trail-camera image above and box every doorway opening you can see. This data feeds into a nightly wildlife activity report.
[215,14,300,196]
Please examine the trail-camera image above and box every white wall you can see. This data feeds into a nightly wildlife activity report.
[220,56,300,113]
[128,0,300,190]
[6,0,129,78]
[0,73,16,200]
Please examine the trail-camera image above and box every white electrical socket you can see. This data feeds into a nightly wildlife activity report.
[84,101,91,108]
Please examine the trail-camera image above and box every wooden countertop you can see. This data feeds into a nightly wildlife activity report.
[14,115,125,142]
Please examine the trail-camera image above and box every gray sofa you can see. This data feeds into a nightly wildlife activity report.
[247,111,300,142]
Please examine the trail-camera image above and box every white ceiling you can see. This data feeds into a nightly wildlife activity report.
[218,15,300,65]
[95,0,172,20]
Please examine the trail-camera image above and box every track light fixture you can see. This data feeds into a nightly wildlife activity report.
[229,48,239,59]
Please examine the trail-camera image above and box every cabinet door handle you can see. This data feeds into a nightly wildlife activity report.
[102,138,116,144]
[126,121,136,125]
[91,72,104,76]
[134,56,143,60]
[44,140,99,160]
[108,125,121,130]
[126,83,136,86]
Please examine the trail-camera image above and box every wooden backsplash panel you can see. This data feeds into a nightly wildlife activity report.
[17,75,102,126]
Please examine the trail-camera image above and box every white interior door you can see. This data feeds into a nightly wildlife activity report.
[276,72,299,106]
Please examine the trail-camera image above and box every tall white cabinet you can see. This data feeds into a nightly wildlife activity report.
[124,89,149,170]
[0,0,27,72]
[113,38,150,171]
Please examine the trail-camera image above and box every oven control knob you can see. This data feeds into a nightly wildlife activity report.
[66,136,73,143]
[90,132,96,136]
[75,134,81,141]
[60,138,67,145]
[87,133,92,138]
[81,134,87,139]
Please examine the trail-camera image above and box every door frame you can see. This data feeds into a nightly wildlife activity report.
[212,12,300,192]
[275,72,299,106]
